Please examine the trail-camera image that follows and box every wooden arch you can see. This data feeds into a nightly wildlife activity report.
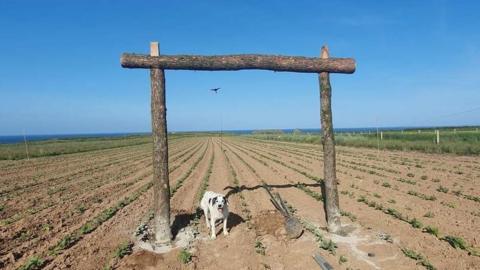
[121,42,356,244]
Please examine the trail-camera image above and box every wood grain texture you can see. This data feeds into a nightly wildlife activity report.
[319,46,341,233]
[121,53,355,74]
[150,42,172,244]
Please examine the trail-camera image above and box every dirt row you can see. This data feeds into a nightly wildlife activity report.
[3,135,479,269]
[43,138,216,270]
[225,137,479,269]
[236,138,479,245]
[119,138,412,269]
[1,137,206,269]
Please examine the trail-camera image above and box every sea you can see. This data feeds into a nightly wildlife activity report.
[0,127,407,144]
[0,133,149,144]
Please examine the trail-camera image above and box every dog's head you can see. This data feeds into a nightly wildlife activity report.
[210,195,228,211]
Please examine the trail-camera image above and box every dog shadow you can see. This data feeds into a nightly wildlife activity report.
[223,181,321,200]
[171,209,245,239]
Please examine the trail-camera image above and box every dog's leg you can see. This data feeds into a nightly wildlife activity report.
[223,217,229,236]
[203,208,210,228]
[210,216,217,239]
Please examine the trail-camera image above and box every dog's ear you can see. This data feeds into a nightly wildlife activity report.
[225,197,229,205]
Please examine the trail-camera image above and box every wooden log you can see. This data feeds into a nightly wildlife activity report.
[121,53,356,74]
[319,46,341,233]
[150,42,172,244]
[313,252,334,270]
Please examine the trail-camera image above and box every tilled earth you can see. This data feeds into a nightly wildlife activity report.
[1,136,479,270]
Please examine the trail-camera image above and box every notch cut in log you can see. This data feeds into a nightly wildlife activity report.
[121,53,355,74]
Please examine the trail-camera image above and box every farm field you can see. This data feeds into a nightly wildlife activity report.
[250,127,480,155]
[1,135,479,270]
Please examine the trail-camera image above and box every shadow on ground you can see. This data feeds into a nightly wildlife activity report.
[171,209,244,239]
[223,181,321,199]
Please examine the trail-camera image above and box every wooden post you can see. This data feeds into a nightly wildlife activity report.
[319,46,341,233]
[380,131,383,141]
[120,45,356,238]
[150,42,172,244]
[436,130,440,144]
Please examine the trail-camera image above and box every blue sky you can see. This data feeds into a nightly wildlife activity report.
[0,0,479,135]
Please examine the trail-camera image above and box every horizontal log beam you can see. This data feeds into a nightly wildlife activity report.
[121,53,355,74]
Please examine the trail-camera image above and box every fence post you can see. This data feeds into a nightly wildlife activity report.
[436,130,440,144]
[319,46,341,233]
[22,129,30,160]
[380,131,383,141]
[150,41,172,244]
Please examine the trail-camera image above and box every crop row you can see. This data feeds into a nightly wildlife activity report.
[0,148,150,198]
[1,155,153,226]
[18,180,154,270]
[229,138,477,266]
[16,138,207,270]
[226,142,325,203]
[170,141,209,196]
[229,141,322,182]
[240,138,476,211]
[221,146,253,225]
[355,195,479,257]
[238,140,442,269]
[5,139,201,268]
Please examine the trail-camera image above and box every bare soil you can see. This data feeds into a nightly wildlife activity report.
[1,136,479,270]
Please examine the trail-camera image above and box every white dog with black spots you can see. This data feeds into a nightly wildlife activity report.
[200,191,229,239]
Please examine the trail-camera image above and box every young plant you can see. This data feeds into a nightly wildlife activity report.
[320,240,337,255]
[436,185,449,193]
[255,239,266,255]
[441,201,455,208]
[423,226,439,237]
[114,241,133,259]
[340,210,357,222]
[77,204,87,214]
[442,236,467,250]
[401,248,436,270]
[19,256,44,270]
[380,233,393,243]
[357,195,367,203]
[339,255,348,264]
[410,218,423,229]
[178,248,193,264]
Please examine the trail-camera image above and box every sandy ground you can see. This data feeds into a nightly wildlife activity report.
[1,136,479,270]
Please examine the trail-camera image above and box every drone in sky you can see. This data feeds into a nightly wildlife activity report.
[210,87,221,93]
